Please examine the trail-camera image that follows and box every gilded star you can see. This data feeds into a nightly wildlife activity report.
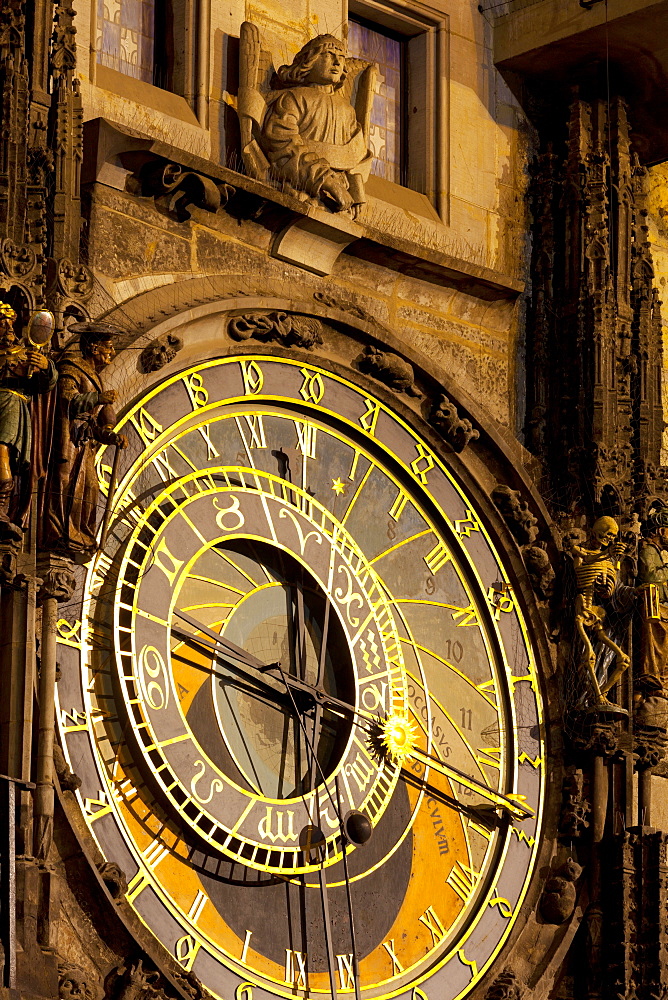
[331,477,346,495]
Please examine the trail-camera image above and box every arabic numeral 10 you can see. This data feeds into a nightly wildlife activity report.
[444,639,463,663]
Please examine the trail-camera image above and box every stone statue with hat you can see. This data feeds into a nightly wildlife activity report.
[43,320,127,559]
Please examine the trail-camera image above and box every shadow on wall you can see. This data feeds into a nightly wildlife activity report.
[212,30,242,172]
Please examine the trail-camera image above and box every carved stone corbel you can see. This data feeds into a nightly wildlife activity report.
[97,861,128,900]
[484,970,524,1000]
[539,858,583,923]
[227,311,323,349]
[559,768,591,839]
[53,743,81,792]
[130,160,235,222]
[358,346,420,397]
[429,393,479,451]
[139,334,184,373]
[58,961,102,1000]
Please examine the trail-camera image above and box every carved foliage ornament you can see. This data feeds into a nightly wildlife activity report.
[238,23,374,218]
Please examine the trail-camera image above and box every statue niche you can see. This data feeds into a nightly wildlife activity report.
[238,23,375,219]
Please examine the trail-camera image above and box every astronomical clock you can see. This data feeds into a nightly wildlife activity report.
[55,350,546,1000]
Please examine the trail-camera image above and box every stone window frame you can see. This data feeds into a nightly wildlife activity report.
[90,0,211,128]
[348,0,449,222]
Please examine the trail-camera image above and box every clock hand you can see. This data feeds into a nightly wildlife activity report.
[377,718,534,821]
[171,617,373,724]
[169,644,293,709]
[173,612,532,820]
[335,775,362,1000]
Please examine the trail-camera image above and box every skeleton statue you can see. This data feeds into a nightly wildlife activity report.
[238,23,375,218]
[568,516,630,709]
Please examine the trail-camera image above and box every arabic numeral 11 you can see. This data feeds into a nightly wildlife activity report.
[460,707,472,730]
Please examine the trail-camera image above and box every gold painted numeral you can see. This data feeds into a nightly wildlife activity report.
[284,950,308,988]
[240,930,252,963]
[129,407,163,446]
[175,934,200,971]
[389,491,408,522]
[183,371,209,409]
[151,536,184,585]
[419,906,446,948]
[454,511,480,538]
[449,604,478,627]
[236,985,253,1000]
[344,752,374,794]
[152,447,179,483]
[187,889,208,923]
[241,414,267,449]
[294,421,317,459]
[84,789,113,823]
[240,359,264,395]
[299,368,325,404]
[348,449,361,481]
[467,818,493,842]
[457,948,478,979]
[511,826,536,849]
[447,860,481,903]
[198,423,219,458]
[476,747,502,770]
[60,707,90,733]
[56,618,82,647]
[359,398,381,436]
[337,954,355,991]
[258,806,296,843]
[382,940,404,975]
[487,583,515,619]
[424,538,450,574]
[410,443,435,485]
[489,893,513,918]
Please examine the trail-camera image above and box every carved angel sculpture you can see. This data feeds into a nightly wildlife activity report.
[238,23,376,218]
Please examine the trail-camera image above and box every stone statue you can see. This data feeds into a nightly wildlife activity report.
[44,321,127,559]
[566,516,630,709]
[238,22,375,218]
[637,502,668,698]
[0,301,57,537]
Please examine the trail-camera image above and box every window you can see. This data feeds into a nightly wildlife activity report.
[95,0,194,100]
[348,18,404,184]
[347,1,448,221]
[97,0,159,83]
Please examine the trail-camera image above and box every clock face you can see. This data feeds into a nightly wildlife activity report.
[56,353,545,1000]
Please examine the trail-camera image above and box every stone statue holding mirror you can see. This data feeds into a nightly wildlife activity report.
[0,303,56,536]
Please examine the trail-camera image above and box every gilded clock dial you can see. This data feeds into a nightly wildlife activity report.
[55,355,545,1000]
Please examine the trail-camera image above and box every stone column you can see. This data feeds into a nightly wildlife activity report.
[33,554,76,862]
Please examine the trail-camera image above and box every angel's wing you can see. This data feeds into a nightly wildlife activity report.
[340,57,377,144]
[238,21,271,180]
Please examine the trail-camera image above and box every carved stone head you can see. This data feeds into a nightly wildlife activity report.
[0,301,17,347]
[275,35,348,89]
[69,320,123,371]
[58,962,101,1000]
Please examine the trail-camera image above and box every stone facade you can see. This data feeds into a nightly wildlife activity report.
[2,3,668,1000]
